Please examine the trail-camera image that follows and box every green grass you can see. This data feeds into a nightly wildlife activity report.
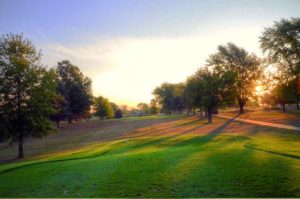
[0,115,300,197]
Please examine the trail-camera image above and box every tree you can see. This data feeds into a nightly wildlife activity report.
[270,79,299,112]
[114,109,123,118]
[207,43,262,114]
[137,103,149,115]
[110,102,123,118]
[94,96,113,120]
[184,75,202,115]
[260,18,300,109]
[153,83,174,114]
[56,60,92,123]
[149,99,159,115]
[192,67,235,123]
[50,94,67,128]
[260,18,300,80]
[173,83,186,114]
[110,102,118,114]
[153,83,185,114]
[0,33,57,158]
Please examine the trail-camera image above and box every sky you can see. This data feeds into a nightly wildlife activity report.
[1,0,300,107]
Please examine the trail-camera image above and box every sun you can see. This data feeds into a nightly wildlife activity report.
[255,85,264,95]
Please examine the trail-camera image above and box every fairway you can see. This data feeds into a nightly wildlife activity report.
[0,115,300,197]
[1,2,300,198]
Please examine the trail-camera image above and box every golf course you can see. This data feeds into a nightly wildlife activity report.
[0,110,299,197]
[1,1,300,198]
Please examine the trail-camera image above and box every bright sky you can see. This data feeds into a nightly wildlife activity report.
[1,0,300,107]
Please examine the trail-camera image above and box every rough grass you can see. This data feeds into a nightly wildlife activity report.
[220,108,300,127]
[0,115,184,162]
[0,114,300,197]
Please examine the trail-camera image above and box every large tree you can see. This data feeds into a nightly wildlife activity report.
[260,18,300,109]
[193,67,235,123]
[207,43,262,114]
[260,18,300,79]
[56,60,92,123]
[0,33,57,158]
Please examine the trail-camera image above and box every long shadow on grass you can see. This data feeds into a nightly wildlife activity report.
[168,145,298,197]
[0,140,129,174]
[108,115,239,157]
[103,116,251,197]
[128,121,209,149]
[163,116,300,197]
[0,116,236,175]
[244,143,300,160]
[170,115,239,148]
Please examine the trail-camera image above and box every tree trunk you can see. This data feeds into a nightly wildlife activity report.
[297,103,299,111]
[18,133,24,159]
[282,103,286,112]
[207,107,213,123]
[238,100,244,114]
[17,76,24,159]
[193,108,196,115]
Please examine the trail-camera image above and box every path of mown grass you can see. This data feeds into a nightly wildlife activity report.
[0,116,300,197]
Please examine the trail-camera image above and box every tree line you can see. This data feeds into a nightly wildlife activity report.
[0,34,124,158]
[0,18,299,158]
[152,18,300,122]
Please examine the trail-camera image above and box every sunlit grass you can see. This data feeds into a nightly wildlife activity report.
[0,114,300,197]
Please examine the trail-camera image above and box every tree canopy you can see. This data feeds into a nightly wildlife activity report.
[56,60,92,123]
[0,33,58,158]
[94,96,114,120]
[207,43,262,113]
[137,103,150,115]
[188,67,235,122]
[153,83,186,114]
[260,18,300,79]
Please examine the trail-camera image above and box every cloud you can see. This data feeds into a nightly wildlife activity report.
[41,26,262,107]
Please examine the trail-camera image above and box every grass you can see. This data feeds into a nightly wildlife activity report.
[0,114,300,197]
[220,108,300,127]
[0,114,184,162]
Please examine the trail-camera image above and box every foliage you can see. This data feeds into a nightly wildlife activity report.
[268,79,299,111]
[260,18,300,110]
[0,33,57,158]
[153,83,186,114]
[184,75,203,114]
[56,60,92,122]
[114,109,123,118]
[137,103,150,115]
[94,96,114,120]
[260,18,300,80]
[110,102,118,114]
[207,43,262,113]
[191,67,235,122]
[149,99,159,115]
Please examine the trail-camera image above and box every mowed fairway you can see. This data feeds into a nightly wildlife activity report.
[0,114,300,197]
